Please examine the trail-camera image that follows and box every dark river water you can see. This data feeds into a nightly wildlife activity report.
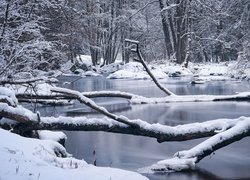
[36,76,250,180]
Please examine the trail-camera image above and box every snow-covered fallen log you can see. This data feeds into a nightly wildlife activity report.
[15,90,250,105]
[16,90,142,101]
[0,101,247,142]
[131,92,250,104]
[0,103,38,123]
[0,76,58,85]
[0,87,18,107]
[140,119,250,172]
[16,116,250,142]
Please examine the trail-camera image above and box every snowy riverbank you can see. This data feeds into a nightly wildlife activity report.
[0,128,148,180]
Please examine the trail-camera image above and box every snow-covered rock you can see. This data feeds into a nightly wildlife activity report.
[198,65,228,76]
[107,69,149,79]
[101,63,123,74]
[84,71,101,77]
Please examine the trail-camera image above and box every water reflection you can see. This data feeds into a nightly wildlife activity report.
[146,168,223,180]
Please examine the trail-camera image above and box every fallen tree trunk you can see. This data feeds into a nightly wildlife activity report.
[131,92,250,104]
[175,119,250,163]
[145,118,250,172]
[16,90,139,101]
[0,102,247,142]
[16,91,250,105]
[0,77,58,85]
[0,96,16,107]
[0,103,37,123]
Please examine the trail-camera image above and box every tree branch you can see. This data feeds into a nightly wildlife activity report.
[16,90,140,101]
[0,102,246,142]
[0,103,37,123]
[50,87,140,128]
[125,39,174,96]
[0,77,58,85]
[144,118,250,172]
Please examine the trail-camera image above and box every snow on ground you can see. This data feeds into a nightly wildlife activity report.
[100,63,123,74]
[191,62,229,76]
[84,70,101,77]
[0,128,148,180]
[189,61,241,82]
[105,61,247,82]
[76,55,93,67]
[107,62,168,79]
[155,62,193,77]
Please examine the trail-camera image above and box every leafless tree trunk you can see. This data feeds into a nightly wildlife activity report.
[159,0,173,58]
[0,3,9,44]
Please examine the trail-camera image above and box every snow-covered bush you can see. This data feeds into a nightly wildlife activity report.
[0,1,67,77]
[230,42,250,79]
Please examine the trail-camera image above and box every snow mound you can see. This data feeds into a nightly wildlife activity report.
[101,63,123,74]
[76,55,92,67]
[191,62,229,76]
[84,71,101,77]
[107,62,168,80]
[164,66,193,77]
[107,69,149,79]
[0,87,18,107]
[122,62,144,72]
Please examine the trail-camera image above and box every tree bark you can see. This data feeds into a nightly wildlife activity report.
[0,3,9,44]
[159,0,173,58]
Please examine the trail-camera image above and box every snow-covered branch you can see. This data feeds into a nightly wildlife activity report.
[0,77,58,85]
[0,103,37,123]
[0,99,247,142]
[143,118,250,172]
[50,87,140,128]
[17,90,141,101]
[131,92,250,104]
[161,3,179,12]
[125,39,174,96]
